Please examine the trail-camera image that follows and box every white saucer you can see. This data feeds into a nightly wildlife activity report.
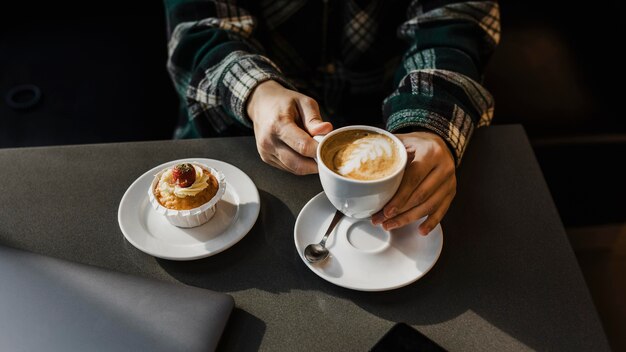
[294,192,443,291]
[118,158,260,260]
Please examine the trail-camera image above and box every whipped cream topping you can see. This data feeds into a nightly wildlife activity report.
[158,164,210,198]
[337,134,395,176]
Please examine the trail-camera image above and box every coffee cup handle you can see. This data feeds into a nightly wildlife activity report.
[312,135,325,164]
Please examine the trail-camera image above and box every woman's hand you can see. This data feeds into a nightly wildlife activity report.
[246,80,333,175]
[371,131,457,235]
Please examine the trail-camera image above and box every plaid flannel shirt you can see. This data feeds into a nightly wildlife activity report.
[165,0,500,165]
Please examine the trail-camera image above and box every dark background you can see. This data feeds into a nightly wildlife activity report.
[483,2,626,228]
[0,3,178,146]
[1,1,625,350]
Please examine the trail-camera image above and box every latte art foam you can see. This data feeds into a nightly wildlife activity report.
[336,135,394,175]
[321,130,401,181]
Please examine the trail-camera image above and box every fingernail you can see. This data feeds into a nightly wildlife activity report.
[371,215,382,225]
[418,226,430,236]
[384,221,398,231]
[384,207,398,218]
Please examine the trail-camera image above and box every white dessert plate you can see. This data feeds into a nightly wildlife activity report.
[294,192,443,291]
[118,158,260,260]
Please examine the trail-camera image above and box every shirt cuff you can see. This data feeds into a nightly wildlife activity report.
[386,107,474,166]
[220,54,295,127]
[383,69,494,166]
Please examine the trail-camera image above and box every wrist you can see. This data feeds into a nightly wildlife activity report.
[402,130,456,166]
[246,80,284,122]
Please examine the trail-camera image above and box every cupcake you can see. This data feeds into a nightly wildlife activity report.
[148,162,226,228]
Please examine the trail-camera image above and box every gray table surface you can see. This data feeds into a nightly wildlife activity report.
[0,125,610,351]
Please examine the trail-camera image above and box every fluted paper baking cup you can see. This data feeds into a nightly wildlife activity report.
[148,162,226,228]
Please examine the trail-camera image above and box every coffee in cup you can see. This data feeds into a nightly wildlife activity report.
[320,129,402,181]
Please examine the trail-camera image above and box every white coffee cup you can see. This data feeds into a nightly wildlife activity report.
[314,125,407,219]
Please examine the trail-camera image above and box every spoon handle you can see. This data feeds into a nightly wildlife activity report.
[319,210,344,247]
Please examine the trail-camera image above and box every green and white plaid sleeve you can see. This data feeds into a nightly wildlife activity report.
[164,0,293,138]
[384,1,500,165]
